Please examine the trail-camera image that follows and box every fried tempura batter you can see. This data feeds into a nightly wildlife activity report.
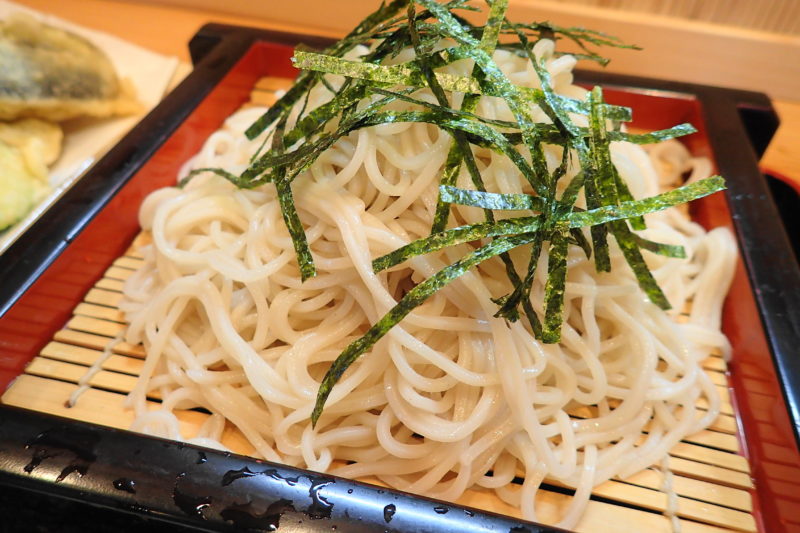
[0,13,140,121]
[0,118,62,230]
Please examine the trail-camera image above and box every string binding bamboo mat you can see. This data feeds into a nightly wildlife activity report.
[1,78,758,533]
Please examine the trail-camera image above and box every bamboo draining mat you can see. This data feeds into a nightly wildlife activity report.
[2,78,758,533]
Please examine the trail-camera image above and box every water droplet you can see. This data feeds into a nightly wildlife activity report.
[23,427,99,482]
[220,498,294,530]
[307,478,334,519]
[383,503,396,523]
[196,452,207,464]
[173,490,211,519]
[433,505,449,514]
[264,469,300,486]
[221,466,257,486]
[113,478,136,494]
[347,489,353,494]
[173,473,211,519]
[464,509,474,517]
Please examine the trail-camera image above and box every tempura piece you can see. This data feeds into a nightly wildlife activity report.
[0,118,62,230]
[0,13,140,121]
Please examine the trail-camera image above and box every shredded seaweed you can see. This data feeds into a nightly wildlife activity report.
[180,0,725,425]
[311,231,539,423]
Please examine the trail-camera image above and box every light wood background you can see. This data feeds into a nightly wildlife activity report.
[536,0,800,35]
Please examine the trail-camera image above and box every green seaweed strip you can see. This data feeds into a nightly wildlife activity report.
[511,22,580,139]
[538,22,641,54]
[431,0,507,233]
[312,231,538,425]
[416,0,541,161]
[494,146,568,328]
[610,220,670,309]
[295,79,315,124]
[588,87,620,208]
[632,235,686,258]
[292,51,445,88]
[500,27,552,185]
[292,50,632,121]
[495,18,638,65]
[373,215,542,272]
[439,185,548,211]
[179,167,251,189]
[407,2,447,104]
[541,231,569,342]
[244,0,409,141]
[258,93,409,184]
[607,123,697,231]
[244,78,313,142]
[431,148,464,232]
[406,1,488,205]
[559,171,585,208]
[246,89,418,182]
[493,233,543,321]
[283,84,370,147]
[566,176,725,228]
[570,228,592,259]
[609,123,696,144]
[583,166,610,271]
[447,123,694,150]
[494,149,567,324]
[354,110,546,195]
[578,87,611,271]
[613,169,645,230]
[249,105,540,191]
[271,117,316,281]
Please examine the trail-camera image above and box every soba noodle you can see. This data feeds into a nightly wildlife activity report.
[120,40,736,529]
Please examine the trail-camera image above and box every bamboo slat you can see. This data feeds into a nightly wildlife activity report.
[0,77,759,533]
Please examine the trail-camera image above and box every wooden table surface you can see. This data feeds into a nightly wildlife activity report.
[14,0,800,188]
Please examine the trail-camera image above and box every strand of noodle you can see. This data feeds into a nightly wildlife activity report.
[557,444,597,530]
[67,330,124,407]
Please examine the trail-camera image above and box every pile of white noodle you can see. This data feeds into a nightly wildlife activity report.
[120,40,736,529]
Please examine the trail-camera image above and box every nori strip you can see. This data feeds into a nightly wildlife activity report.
[610,219,671,309]
[439,185,548,211]
[373,215,543,272]
[271,117,316,281]
[565,176,725,228]
[631,235,687,258]
[542,231,569,342]
[292,50,632,121]
[431,0,507,233]
[312,231,539,424]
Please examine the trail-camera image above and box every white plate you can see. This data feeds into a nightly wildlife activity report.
[0,0,179,254]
